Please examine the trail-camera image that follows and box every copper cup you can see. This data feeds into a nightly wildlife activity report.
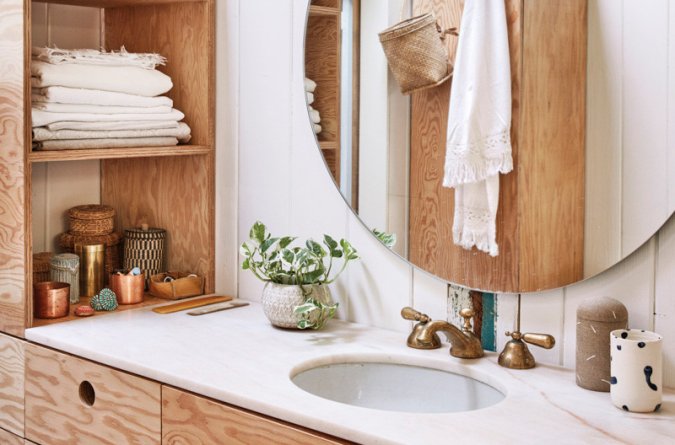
[33,281,70,319]
[110,272,145,305]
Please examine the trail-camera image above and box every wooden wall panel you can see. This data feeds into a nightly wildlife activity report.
[518,0,586,291]
[409,0,521,292]
[101,155,214,292]
[25,343,161,445]
[0,0,26,336]
[105,0,214,147]
[162,386,349,445]
[0,334,24,437]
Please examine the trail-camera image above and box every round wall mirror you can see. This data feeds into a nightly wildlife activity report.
[304,0,674,293]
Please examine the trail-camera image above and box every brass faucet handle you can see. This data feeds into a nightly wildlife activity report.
[401,307,431,323]
[459,308,475,332]
[522,333,555,349]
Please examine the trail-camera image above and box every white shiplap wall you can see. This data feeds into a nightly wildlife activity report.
[235,0,675,388]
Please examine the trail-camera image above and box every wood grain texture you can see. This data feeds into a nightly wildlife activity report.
[0,428,23,445]
[43,0,206,8]
[28,145,210,163]
[105,0,214,147]
[0,0,26,336]
[410,0,585,292]
[162,386,351,445]
[306,11,341,184]
[101,155,215,293]
[25,343,161,445]
[518,0,586,291]
[409,0,520,292]
[0,333,24,437]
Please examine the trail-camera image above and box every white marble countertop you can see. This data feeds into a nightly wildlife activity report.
[26,299,675,445]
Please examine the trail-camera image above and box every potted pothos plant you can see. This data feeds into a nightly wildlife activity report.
[240,221,359,329]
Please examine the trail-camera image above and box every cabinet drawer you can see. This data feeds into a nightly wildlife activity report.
[162,386,350,445]
[25,344,161,445]
[0,333,24,436]
[0,427,23,445]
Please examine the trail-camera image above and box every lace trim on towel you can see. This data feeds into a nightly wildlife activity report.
[452,204,499,257]
[443,129,513,188]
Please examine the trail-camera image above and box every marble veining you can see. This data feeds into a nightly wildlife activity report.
[26,299,675,445]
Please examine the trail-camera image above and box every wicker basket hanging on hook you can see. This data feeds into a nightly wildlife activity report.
[378,3,458,96]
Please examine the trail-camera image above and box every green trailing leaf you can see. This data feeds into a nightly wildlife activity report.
[260,237,280,254]
[306,240,326,257]
[372,228,397,249]
[250,221,266,244]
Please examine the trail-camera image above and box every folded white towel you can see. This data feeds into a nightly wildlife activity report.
[32,46,166,70]
[33,122,191,143]
[442,1,513,257]
[46,120,180,131]
[306,92,314,105]
[33,102,172,115]
[304,77,317,93]
[31,60,173,97]
[32,86,173,108]
[32,108,185,127]
[33,136,178,151]
[313,123,322,134]
[308,106,321,124]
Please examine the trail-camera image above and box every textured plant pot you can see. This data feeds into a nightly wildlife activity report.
[261,282,331,329]
[610,329,663,413]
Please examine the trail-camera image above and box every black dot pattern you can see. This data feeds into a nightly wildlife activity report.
[638,342,646,348]
[617,345,622,351]
[621,332,628,339]
[622,405,629,411]
[610,376,617,385]
[655,404,662,412]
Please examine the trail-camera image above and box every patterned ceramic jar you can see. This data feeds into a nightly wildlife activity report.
[610,329,663,413]
[261,282,331,329]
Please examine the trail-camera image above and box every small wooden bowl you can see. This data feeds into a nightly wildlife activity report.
[33,281,70,319]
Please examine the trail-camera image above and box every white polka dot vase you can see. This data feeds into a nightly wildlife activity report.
[610,329,663,413]
[261,282,331,329]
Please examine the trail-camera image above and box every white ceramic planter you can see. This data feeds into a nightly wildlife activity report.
[261,282,332,329]
[610,329,663,413]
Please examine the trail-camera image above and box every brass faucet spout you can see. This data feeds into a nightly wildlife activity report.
[419,320,484,359]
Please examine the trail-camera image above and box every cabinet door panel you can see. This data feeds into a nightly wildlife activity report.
[25,344,161,445]
[162,386,349,445]
[0,427,23,445]
[0,333,24,436]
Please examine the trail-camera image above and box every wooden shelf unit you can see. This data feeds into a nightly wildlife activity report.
[305,0,342,184]
[0,0,216,336]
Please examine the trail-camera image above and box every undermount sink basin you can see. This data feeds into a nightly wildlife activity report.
[291,361,505,413]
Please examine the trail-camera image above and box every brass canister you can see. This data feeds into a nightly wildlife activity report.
[110,272,145,305]
[33,281,70,319]
[75,243,105,297]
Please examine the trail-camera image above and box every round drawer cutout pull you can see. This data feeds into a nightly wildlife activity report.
[79,380,96,407]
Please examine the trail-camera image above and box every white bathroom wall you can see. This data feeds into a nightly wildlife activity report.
[30,3,101,253]
[236,0,675,386]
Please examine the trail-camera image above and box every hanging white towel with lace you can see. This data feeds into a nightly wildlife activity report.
[442,0,513,257]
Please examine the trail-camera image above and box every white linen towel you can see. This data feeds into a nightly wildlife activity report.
[306,91,314,105]
[312,123,322,134]
[45,120,180,132]
[33,122,191,143]
[32,108,185,127]
[33,103,172,115]
[304,77,317,93]
[33,136,178,151]
[31,60,173,96]
[442,0,513,257]
[32,46,166,70]
[32,86,173,108]
[308,106,321,124]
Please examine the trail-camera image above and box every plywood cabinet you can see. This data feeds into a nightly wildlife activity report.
[0,428,24,445]
[0,0,215,336]
[25,344,162,445]
[162,386,350,445]
[0,334,25,437]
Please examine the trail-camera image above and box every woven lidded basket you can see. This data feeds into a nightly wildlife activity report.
[124,227,166,283]
[33,252,53,284]
[67,204,115,236]
[58,231,122,282]
[379,13,455,95]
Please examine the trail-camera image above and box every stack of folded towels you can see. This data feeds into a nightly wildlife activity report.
[31,47,191,150]
[305,77,321,135]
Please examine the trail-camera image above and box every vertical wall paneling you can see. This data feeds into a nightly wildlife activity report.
[584,0,622,277]
[0,0,26,336]
[621,0,669,256]
[669,0,675,215]
[411,268,448,322]
[655,215,675,388]
[214,0,240,295]
[0,334,24,437]
[237,0,295,301]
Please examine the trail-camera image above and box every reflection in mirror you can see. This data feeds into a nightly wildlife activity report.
[305,0,675,293]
